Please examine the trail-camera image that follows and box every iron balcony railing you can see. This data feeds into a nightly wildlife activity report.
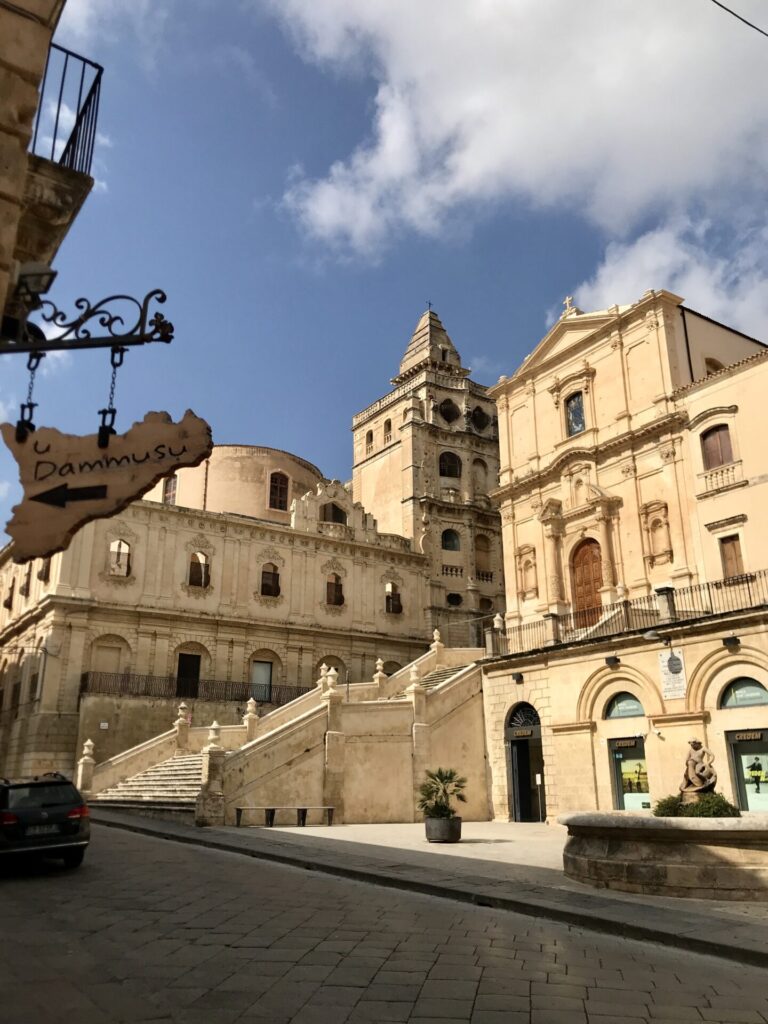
[79,672,313,708]
[31,43,103,176]
[488,568,768,658]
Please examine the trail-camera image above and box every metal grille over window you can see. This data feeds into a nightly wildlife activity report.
[508,703,541,727]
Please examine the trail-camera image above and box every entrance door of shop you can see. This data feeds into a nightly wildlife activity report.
[609,737,650,810]
[505,703,546,822]
[727,730,768,812]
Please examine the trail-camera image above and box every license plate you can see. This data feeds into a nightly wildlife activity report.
[26,824,59,836]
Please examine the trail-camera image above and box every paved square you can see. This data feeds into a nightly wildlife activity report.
[1,825,766,1023]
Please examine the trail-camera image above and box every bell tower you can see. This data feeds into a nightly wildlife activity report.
[352,310,505,625]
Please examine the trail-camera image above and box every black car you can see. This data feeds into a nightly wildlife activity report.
[0,773,90,868]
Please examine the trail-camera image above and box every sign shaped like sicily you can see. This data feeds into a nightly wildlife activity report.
[2,409,213,562]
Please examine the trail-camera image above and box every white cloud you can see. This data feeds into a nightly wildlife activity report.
[40,349,73,376]
[260,0,768,258]
[575,216,768,340]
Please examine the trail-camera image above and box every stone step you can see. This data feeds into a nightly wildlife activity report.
[92,753,204,806]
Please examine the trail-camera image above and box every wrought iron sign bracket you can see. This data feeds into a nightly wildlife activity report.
[0,288,174,355]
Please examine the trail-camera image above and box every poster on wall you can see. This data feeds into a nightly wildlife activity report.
[659,647,687,700]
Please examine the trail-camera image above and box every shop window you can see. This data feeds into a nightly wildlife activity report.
[446,593,463,607]
[441,529,461,551]
[260,563,281,597]
[565,391,585,437]
[109,538,131,577]
[701,424,733,469]
[188,551,210,588]
[385,583,402,614]
[609,737,649,810]
[439,399,460,423]
[720,678,768,708]
[326,573,344,606]
[162,474,177,505]
[269,472,289,511]
[321,502,348,525]
[439,451,462,478]
[605,692,645,718]
[719,534,744,578]
[475,535,491,573]
[383,419,392,444]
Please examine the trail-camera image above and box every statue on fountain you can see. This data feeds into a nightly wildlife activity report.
[679,737,717,803]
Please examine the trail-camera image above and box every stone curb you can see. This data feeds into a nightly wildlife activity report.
[91,812,768,970]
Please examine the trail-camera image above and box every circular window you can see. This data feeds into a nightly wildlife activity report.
[439,399,461,423]
[446,593,463,607]
[720,678,768,708]
[605,692,645,718]
[471,406,490,431]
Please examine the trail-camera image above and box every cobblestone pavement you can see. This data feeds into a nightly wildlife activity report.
[2,826,768,1024]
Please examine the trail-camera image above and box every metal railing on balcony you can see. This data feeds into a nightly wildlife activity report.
[557,594,660,642]
[31,43,103,176]
[674,570,768,621]
[79,672,313,708]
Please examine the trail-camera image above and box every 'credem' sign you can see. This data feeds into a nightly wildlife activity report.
[2,409,213,562]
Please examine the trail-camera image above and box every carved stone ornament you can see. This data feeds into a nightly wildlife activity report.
[319,600,345,616]
[2,410,213,564]
[257,546,286,568]
[321,557,348,578]
[380,570,404,586]
[180,581,213,599]
[253,593,285,608]
[516,544,538,600]
[185,533,215,556]
[640,500,673,568]
[547,363,596,408]
[660,444,676,463]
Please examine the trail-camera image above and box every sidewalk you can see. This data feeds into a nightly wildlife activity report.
[91,810,768,968]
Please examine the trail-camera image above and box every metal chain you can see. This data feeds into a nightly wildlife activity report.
[107,346,126,410]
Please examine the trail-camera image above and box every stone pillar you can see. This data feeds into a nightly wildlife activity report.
[196,722,225,827]
[430,629,445,667]
[373,658,387,697]
[174,702,190,753]
[242,697,258,743]
[596,513,615,590]
[543,527,564,605]
[407,678,429,823]
[75,739,95,795]
[655,586,677,624]
[316,663,329,693]
[322,688,345,822]
[542,613,561,646]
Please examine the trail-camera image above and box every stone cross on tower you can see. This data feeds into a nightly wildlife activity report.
[563,295,574,315]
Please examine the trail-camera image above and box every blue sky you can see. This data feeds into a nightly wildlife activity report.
[2,0,767,534]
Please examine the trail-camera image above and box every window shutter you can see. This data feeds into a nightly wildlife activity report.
[720,535,743,578]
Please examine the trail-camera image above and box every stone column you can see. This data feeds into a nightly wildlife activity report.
[543,527,564,605]
[196,722,225,827]
[75,739,95,795]
[596,512,615,590]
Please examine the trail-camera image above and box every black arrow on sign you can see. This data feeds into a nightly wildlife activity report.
[31,483,108,508]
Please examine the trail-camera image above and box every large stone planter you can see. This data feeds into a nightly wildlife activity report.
[560,812,768,900]
[425,816,462,843]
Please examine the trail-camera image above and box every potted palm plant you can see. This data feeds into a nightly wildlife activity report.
[418,767,467,843]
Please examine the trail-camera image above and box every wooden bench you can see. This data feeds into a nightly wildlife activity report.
[235,805,335,828]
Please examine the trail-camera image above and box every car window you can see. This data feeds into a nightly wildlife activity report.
[6,783,80,809]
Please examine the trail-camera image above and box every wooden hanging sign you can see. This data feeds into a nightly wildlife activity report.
[1,409,212,563]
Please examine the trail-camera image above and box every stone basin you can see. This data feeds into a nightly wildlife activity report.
[559,812,768,900]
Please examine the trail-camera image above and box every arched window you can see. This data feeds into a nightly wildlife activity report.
[439,399,460,423]
[442,529,461,551]
[565,392,586,436]
[701,424,733,469]
[269,472,289,511]
[321,502,348,525]
[385,582,402,614]
[605,692,645,718]
[383,419,392,443]
[475,534,491,572]
[365,430,373,454]
[382,661,402,676]
[705,358,725,375]
[479,597,494,613]
[162,474,177,505]
[439,451,462,478]
[260,562,280,597]
[188,551,210,588]
[720,678,768,708]
[446,593,463,607]
[507,702,540,728]
[109,538,131,577]
[326,573,344,606]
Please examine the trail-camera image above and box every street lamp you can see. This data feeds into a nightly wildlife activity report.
[13,262,58,308]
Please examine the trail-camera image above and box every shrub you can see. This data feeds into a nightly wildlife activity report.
[653,792,740,818]
[417,768,467,819]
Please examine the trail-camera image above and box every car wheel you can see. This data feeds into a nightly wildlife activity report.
[61,848,85,869]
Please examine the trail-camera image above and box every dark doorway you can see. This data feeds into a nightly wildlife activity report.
[571,538,603,625]
[505,703,546,822]
[176,653,201,699]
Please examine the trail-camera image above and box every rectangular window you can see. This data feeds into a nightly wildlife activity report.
[162,475,177,505]
[37,558,51,583]
[720,534,744,578]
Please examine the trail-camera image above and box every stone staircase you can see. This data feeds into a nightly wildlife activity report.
[390,664,466,699]
[90,753,203,821]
